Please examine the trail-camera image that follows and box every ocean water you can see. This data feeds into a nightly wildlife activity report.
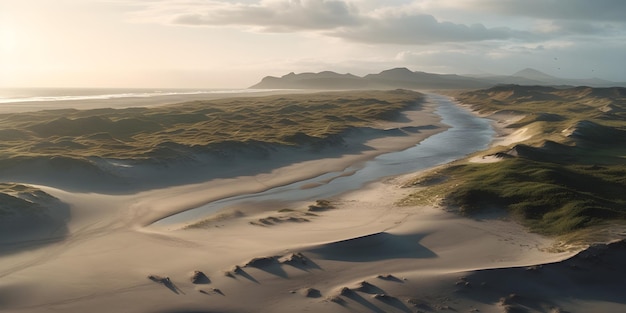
[0,87,275,114]
[0,87,258,104]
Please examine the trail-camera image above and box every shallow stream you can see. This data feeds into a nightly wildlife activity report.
[153,94,495,226]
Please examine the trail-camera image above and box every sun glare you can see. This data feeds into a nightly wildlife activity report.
[0,27,17,53]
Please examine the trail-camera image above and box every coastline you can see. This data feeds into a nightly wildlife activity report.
[0,89,310,114]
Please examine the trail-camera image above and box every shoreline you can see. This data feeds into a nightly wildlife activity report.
[0,89,305,114]
[143,98,447,227]
[147,93,497,228]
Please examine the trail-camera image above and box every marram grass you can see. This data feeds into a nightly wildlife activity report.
[0,90,424,160]
[404,85,626,238]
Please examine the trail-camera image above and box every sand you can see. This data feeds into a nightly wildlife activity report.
[467,109,529,164]
[1,93,623,313]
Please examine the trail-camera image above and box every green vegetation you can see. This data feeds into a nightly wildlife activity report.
[456,85,626,147]
[0,90,423,162]
[404,160,626,235]
[403,85,626,237]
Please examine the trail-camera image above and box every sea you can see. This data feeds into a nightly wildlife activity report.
[0,87,263,104]
[0,87,278,114]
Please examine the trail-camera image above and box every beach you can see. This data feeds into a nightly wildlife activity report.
[0,88,307,114]
[0,91,621,313]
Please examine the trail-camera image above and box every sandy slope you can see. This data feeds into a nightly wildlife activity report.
[1,94,622,313]
[467,109,528,164]
[0,176,576,313]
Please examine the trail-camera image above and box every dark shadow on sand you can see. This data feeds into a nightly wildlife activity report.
[148,276,185,295]
[233,267,259,284]
[376,274,404,283]
[280,253,322,272]
[190,271,211,284]
[246,261,289,279]
[459,240,626,311]
[372,294,412,313]
[0,198,71,257]
[354,281,386,295]
[199,288,224,296]
[305,232,437,262]
[343,291,386,313]
[242,252,323,278]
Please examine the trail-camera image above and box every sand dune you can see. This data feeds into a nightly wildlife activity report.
[1,92,622,313]
[0,90,444,194]
[449,239,626,313]
[0,184,70,255]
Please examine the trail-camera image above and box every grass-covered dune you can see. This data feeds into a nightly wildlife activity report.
[403,85,626,240]
[0,90,425,189]
[0,90,422,159]
[0,183,69,252]
[0,183,57,217]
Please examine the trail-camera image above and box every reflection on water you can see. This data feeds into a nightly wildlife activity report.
[154,94,495,226]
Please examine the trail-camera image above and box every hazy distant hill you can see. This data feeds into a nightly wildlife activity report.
[508,68,616,87]
[251,71,381,89]
[250,68,625,90]
[363,68,490,89]
[514,68,562,82]
[251,67,490,90]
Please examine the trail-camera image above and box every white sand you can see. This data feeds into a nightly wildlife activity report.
[469,110,529,163]
[0,175,582,313]
[1,94,622,313]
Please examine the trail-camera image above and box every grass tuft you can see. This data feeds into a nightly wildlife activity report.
[405,85,626,238]
[0,90,423,163]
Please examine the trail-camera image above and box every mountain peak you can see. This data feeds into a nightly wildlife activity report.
[512,68,556,80]
[382,67,414,74]
[366,67,416,80]
[250,67,624,90]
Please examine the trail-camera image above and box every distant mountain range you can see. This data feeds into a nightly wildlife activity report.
[250,67,625,90]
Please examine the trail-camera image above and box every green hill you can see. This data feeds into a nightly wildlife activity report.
[402,85,626,242]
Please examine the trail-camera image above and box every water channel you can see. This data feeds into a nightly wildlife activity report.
[153,94,495,226]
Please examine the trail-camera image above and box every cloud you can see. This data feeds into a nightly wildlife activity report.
[119,0,622,46]
[170,0,361,31]
[536,20,621,36]
[145,0,534,45]
[457,0,626,22]
[393,37,626,81]
[331,13,535,44]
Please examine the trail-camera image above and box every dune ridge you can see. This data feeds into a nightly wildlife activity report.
[0,183,70,254]
[1,89,622,313]
[406,85,626,239]
[0,90,443,192]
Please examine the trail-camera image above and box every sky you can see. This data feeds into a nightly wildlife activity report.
[1,0,625,88]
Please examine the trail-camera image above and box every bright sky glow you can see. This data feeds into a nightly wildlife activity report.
[1,0,625,88]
